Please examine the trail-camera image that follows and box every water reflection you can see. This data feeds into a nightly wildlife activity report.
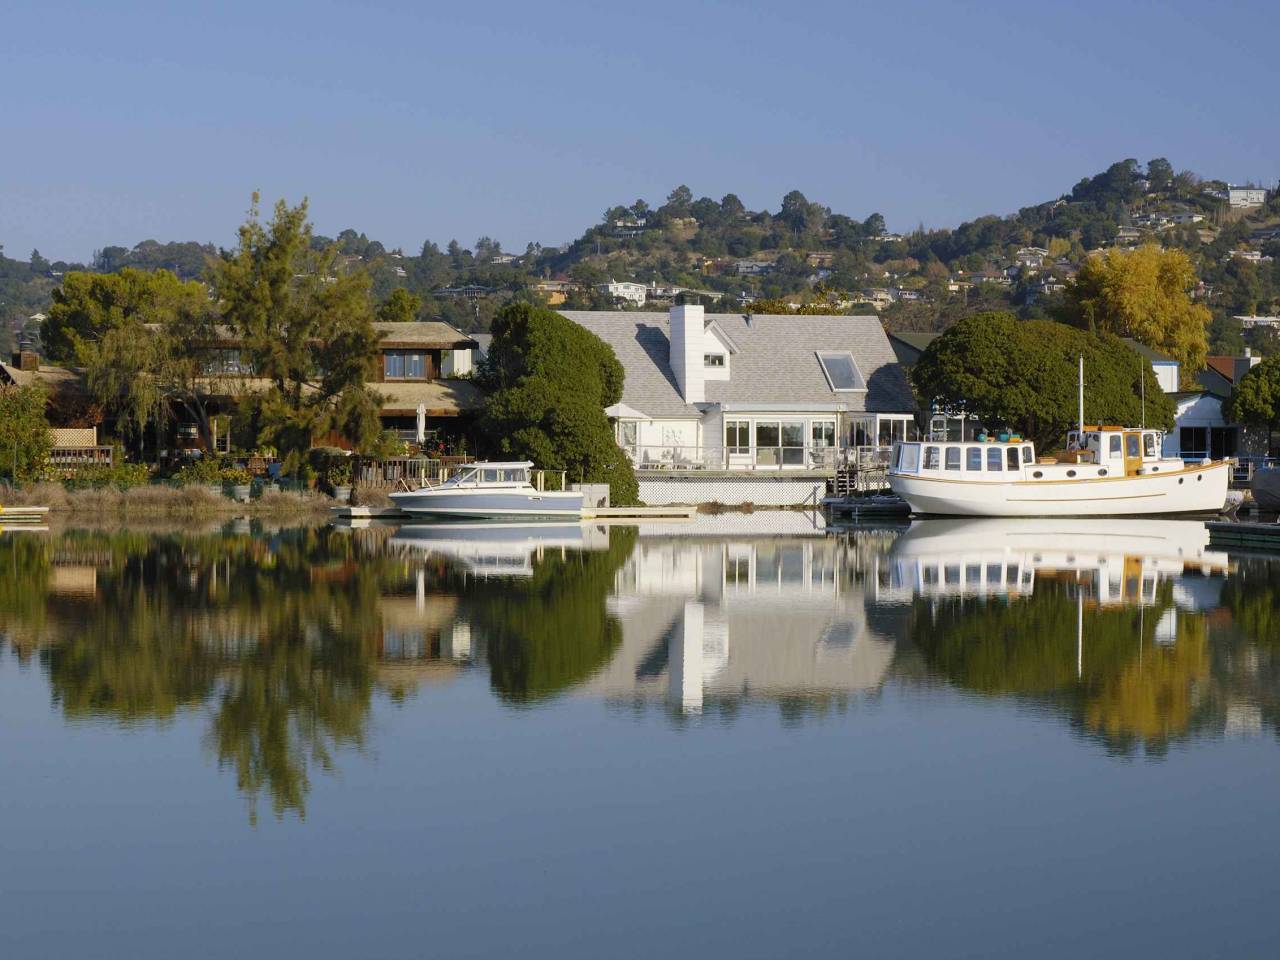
[5,516,1280,819]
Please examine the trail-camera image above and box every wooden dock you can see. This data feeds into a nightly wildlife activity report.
[1207,520,1280,552]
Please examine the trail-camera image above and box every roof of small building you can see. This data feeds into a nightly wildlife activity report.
[0,361,85,394]
[375,378,485,415]
[562,311,916,417]
[372,321,476,348]
[1121,338,1176,364]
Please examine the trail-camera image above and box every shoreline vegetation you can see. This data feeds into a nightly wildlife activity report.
[2,482,340,520]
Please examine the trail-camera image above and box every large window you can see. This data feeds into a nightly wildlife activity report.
[811,421,836,448]
[618,421,638,453]
[755,422,780,466]
[384,351,427,380]
[816,352,867,391]
[781,421,805,465]
[704,353,725,367]
[726,420,750,455]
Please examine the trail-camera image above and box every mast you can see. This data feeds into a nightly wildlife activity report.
[1078,355,1084,434]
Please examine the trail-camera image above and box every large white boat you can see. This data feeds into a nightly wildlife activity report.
[390,461,584,519]
[888,426,1230,517]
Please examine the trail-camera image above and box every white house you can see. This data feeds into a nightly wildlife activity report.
[1228,187,1267,209]
[596,280,648,306]
[1237,316,1280,330]
[562,305,918,474]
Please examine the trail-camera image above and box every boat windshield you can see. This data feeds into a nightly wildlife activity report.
[451,469,478,485]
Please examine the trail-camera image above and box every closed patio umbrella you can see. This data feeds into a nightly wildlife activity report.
[416,403,427,444]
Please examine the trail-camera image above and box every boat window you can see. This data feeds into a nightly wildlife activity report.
[945,447,961,471]
[1143,434,1158,457]
[501,468,525,483]
[1126,434,1140,458]
[986,447,1002,471]
[1109,435,1122,457]
[898,444,921,473]
[1023,445,1033,463]
[1007,447,1020,470]
[924,446,940,470]
[482,469,499,483]
[455,469,477,484]
[966,447,983,471]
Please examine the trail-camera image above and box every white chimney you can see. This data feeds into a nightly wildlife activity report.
[669,304,705,403]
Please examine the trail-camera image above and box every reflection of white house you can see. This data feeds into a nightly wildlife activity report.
[584,536,896,714]
[564,305,917,473]
[879,518,1229,609]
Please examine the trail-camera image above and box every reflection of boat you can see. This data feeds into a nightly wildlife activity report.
[389,521,595,578]
[881,518,1229,606]
[888,426,1230,517]
[389,461,584,519]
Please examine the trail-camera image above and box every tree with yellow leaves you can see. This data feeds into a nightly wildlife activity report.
[1058,244,1210,383]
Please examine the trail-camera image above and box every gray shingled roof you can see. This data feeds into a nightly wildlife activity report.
[561,311,916,417]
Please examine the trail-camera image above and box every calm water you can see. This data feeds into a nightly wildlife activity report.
[3,514,1280,958]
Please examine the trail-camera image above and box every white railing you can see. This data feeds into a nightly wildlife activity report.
[623,443,848,472]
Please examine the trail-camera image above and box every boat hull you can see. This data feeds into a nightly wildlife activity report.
[889,461,1230,517]
[389,489,584,519]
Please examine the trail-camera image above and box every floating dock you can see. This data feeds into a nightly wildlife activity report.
[1207,520,1280,552]
[0,505,50,530]
[822,496,912,520]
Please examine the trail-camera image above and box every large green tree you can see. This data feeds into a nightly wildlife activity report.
[480,302,639,504]
[44,267,207,365]
[0,382,52,482]
[911,312,1174,447]
[209,197,384,471]
[1058,245,1210,382]
[375,287,421,323]
[1226,355,1280,454]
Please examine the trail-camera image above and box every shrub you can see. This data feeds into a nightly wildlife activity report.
[222,467,252,486]
[62,462,152,491]
[172,457,226,486]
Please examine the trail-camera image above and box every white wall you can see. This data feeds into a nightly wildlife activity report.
[1153,362,1179,393]
[441,348,472,377]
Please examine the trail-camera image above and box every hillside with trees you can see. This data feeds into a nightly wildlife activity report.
[3,159,1278,356]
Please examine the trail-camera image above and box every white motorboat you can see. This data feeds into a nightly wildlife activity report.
[389,461,584,519]
[888,426,1231,517]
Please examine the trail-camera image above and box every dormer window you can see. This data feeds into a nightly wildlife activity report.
[704,353,725,367]
[816,351,866,391]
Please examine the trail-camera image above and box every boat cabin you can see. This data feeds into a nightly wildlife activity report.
[443,462,534,488]
[891,427,1176,483]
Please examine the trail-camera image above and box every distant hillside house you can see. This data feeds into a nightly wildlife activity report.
[1228,187,1267,209]
[562,305,917,472]
[1237,316,1280,330]
[597,280,648,306]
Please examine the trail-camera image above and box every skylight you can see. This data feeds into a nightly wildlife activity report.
[816,352,866,391]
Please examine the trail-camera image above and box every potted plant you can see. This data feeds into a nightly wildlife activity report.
[174,456,226,496]
[325,459,354,503]
[223,466,253,502]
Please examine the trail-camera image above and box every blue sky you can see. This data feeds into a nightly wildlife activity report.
[2,0,1277,262]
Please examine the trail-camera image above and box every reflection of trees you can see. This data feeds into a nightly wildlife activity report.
[1,526,409,822]
[910,582,1209,754]
[463,528,637,703]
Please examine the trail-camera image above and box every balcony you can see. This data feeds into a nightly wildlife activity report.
[623,444,886,474]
